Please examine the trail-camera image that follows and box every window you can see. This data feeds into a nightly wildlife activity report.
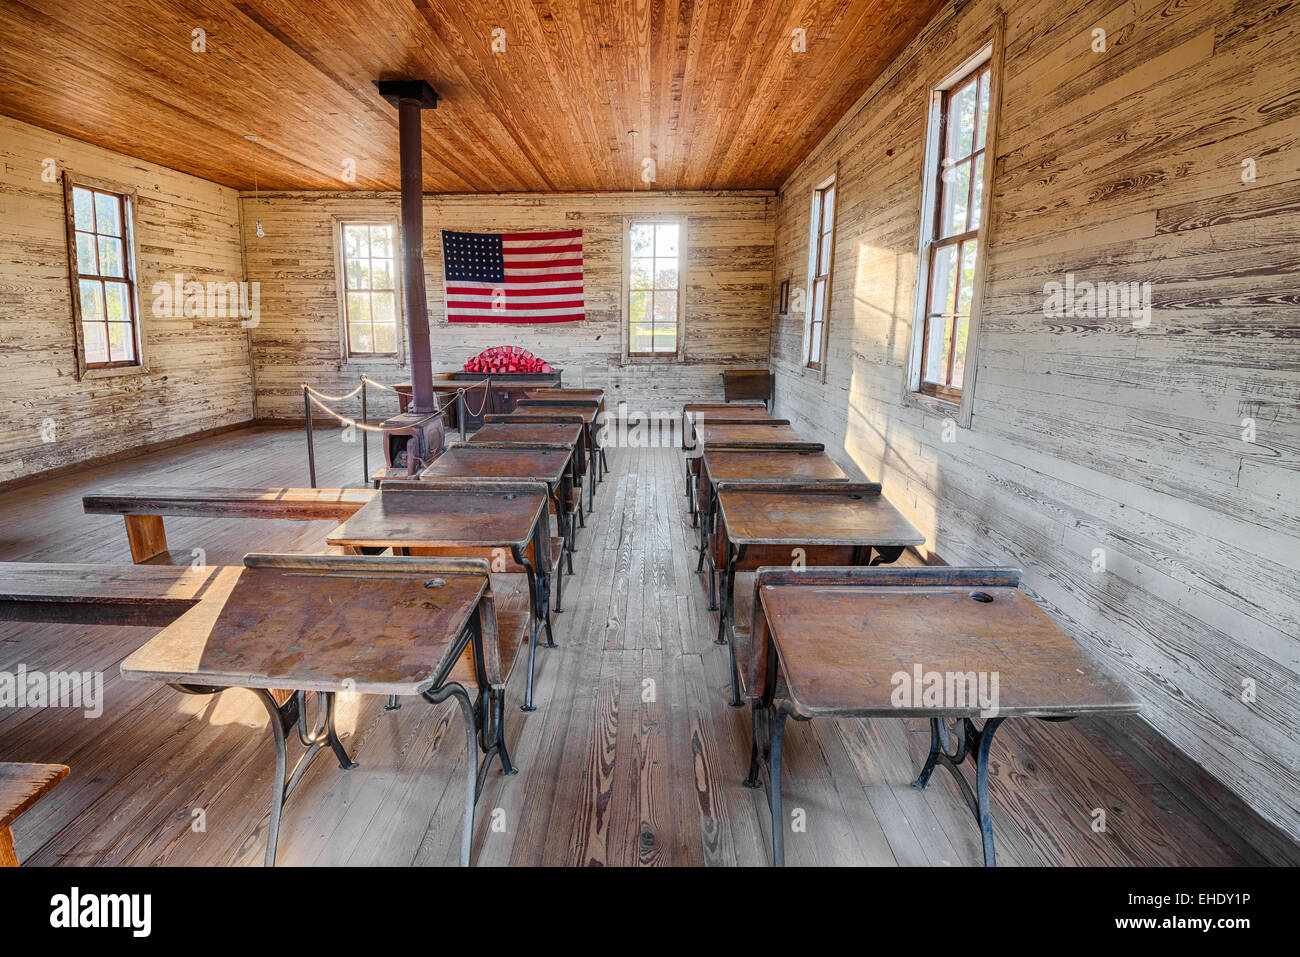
[914,56,993,404]
[806,178,836,370]
[64,178,141,374]
[341,222,400,356]
[627,220,680,356]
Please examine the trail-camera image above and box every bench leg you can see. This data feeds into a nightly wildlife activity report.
[912,716,1006,866]
[769,711,788,867]
[252,688,357,867]
[0,825,16,867]
[124,515,168,564]
[512,544,541,713]
[424,682,479,867]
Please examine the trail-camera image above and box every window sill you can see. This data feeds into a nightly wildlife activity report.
[906,388,960,419]
[621,353,684,366]
[79,363,149,382]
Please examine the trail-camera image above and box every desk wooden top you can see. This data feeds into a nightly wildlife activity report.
[508,404,599,424]
[121,555,489,696]
[0,763,69,828]
[686,407,775,423]
[419,446,572,484]
[703,449,848,486]
[760,577,1141,720]
[683,402,765,412]
[716,484,923,547]
[523,389,603,401]
[328,486,546,550]
[696,423,805,446]
[469,422,583,446]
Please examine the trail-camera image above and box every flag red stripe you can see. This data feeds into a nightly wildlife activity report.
[500,229,582,241]
[448,300,585,310]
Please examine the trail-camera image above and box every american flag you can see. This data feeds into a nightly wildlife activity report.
[441,228,584,323]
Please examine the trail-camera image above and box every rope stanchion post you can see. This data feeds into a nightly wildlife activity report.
[360,376,370,484]
[303,384,317,489]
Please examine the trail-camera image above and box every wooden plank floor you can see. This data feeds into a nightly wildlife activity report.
[0,426,1272,865]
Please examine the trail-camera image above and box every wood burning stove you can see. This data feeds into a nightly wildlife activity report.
[381,412,445,479]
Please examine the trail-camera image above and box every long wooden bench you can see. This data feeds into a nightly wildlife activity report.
[0,763,69,867]
[83,486,376,563]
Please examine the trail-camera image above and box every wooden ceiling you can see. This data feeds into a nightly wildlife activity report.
[0,0,943,193]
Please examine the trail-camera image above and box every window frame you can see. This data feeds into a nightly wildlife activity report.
[62,173,145,380]
[620,214,687,363]
[803,173,837,373]
[334,217,405,363]
[905,36,1002,426]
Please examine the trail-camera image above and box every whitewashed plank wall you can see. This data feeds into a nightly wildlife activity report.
[240,190,775,421]
[0,115,252,483]
[768,0,1300,839]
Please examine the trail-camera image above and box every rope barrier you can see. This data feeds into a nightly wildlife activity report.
[303,382,366,403]
[303,385,453,434]
[462,378,492,417]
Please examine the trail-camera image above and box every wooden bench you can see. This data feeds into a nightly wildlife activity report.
[0,561,222,626]
[722,369,774,409]
[83,486,376,563]
[0,763,69,866]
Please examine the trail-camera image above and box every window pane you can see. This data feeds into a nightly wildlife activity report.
[371,258,394,290]
[977,70,991,150]
[79,279,104,321]
[957,240,978,315]
[653,290,677,327]
[104,281,130,322]
[822,187,835,229]
[107,321,135,362]
[818,230,832,275]
[82,321,108,364]
[97,236,124,277]
[812,277,826,325]
[346,259,369,291]
[929,244,959,316]
[952,317,969,389]
[630,257,653,290]
[655,259,679,290]
[372,290,395,326]
[369,225,393,258]
[349,322,373,353]
[344,225,367,258]
[76,233,97,274]
[653,326,677,353]
[940,159,970,237]
[655,223,679,257]
[970,155,985,230]
[629,290,651,351]
[94,193,122,236]
[924,316,953,384]
[373,320,398,354]
[948,79,977,159]
[347,292,371,325]
[630,224,655,257]
[73,187,95,230]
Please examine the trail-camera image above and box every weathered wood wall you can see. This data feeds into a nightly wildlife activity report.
[0,115,252,483]
[240,190,775,420]
[769,0,1300,840]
